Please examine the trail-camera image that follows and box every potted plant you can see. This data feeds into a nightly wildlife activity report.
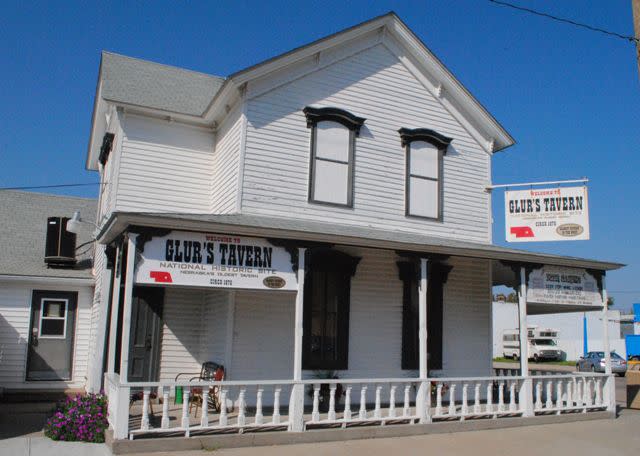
[307,370,344,412]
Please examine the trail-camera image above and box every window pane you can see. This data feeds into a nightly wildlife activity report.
[41,319,64,336]
[315,121,350,162]
[410,141,439,179]
[409,177,438,218]
[43,300,65,318]
[313,160,349,205]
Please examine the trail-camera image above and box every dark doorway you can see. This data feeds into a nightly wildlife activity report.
[27,290,77,381]
[127,286,164,382]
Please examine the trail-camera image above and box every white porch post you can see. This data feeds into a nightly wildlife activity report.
[416,258,430,423]
[517,266,534,417]
[601,275,616,412]
[113,234,137,440]
[107,244,122,374]
[289,247,306,432]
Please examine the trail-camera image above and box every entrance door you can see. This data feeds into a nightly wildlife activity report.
[128,287,163,382]
[27,290,77,381]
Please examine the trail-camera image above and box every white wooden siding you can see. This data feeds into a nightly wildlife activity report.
[0,281,93,390]
[116,115,215,213]
[242,43,491,243]
[201,290,230,366]
[211,103,242,214]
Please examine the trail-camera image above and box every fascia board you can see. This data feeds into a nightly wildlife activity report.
[86,60,105,171]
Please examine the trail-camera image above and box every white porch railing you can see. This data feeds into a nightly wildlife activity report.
[107,372,613,440]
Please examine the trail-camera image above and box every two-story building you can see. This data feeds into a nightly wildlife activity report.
[82,12,623,449]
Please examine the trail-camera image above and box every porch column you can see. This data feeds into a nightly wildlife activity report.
[118,233,138,382]
[289,247,306,432]
[106,244,122,374]
[601,274,616,412]
[416,258,430,423]
[517,266,534,417]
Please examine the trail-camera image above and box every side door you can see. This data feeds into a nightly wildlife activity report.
[128,287,164,382]
[26,290,77,381]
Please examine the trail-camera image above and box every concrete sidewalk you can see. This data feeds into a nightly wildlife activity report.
[121,409,640,456]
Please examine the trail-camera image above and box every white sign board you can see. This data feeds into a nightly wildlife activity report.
[527,266,601,307]
[505,186,589,242]
[134,231,297,291]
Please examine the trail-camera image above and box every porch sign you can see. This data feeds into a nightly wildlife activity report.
[134,231,297,291]
[505,186,589,242]
[527,266,601,307]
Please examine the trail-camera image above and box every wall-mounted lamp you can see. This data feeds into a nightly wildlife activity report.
[66,211,98,234]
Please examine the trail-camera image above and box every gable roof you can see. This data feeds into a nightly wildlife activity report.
[87,12,514,169]
[0,191,97,280]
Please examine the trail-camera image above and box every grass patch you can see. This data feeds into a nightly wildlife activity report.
[493,357,576,366]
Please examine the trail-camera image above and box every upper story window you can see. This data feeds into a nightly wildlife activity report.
[399,128,452,220]
[304,107,366,207]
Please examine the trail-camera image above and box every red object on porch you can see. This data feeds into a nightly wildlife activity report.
[510,226,534,238]
[187,363,226,417]
[150,271,173,283]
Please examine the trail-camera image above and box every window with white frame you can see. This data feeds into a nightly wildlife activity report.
[304,107,365,207]
[399,128,452,220]
[39,298,68,338]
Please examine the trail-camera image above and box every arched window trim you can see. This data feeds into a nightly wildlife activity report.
[303,106,366,135]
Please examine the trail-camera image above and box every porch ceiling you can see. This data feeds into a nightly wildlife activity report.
[98,212,624,272]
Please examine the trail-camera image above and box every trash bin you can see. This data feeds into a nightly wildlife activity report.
[175,386,183,404]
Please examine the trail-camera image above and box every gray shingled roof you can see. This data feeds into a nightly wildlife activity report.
[0,191,97,279]
[101,51,225,116]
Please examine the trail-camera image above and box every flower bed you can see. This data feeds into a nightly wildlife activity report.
[44,393,108,443]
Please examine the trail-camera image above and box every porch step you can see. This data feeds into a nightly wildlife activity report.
[107,410,614,455]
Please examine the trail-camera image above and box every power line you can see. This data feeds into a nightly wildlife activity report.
[0,182,103,191]
[488,0,639,44]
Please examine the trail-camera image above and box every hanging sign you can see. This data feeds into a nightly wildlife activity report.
[505,186,589,242]
[134,231,297,291]
[527,266,601,307]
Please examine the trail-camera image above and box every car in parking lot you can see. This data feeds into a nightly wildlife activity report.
[576,351,627,376]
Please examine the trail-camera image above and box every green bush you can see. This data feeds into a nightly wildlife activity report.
[44,393,108,443]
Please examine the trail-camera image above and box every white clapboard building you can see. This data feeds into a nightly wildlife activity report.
[82,13,623,445]
[0,191,96,395]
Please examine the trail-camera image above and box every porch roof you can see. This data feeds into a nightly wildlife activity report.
[98,212,623,273]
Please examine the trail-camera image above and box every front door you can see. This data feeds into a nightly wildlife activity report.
[128,286,163,382]
[27,290,77,381]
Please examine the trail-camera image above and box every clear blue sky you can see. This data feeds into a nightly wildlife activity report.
[1,1,638,309]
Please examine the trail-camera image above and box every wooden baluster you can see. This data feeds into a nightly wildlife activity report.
[343,385,352,425]
[255,386,264,425]
[545,381,553,409]
[374,385,382,419]
[486,382,493,414]
[566,380,573,408]
[388,385,397,418]
[435,384,443,416]
[535,381,543,410]
[328,385,337,421]
[448,384,457,416]
[181,387,190,436]
[311,384,320,422]
[272,387,281,424]
[237,388,246,427]
[498,382,505,412]
[200,386,210,428]
[595,379,602,406]
[509,381,517,412]
[556,381,563,414]
[141,388,150,431]
[219,388,228,426]
[473,383,481,414]
[359,385,367,420]
[161,386,170,429]
[461,383,469,418]
[403,385,411,417]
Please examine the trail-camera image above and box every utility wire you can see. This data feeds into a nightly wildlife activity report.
[0,182,103,191]
[489,0,639,44]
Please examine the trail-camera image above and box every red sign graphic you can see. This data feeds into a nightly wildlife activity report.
[510,226,534,238]
[150,271,173,283]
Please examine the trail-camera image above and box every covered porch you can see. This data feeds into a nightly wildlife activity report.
[97,213,622,443]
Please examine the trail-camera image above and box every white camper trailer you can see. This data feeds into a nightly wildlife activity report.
[503,326,562,361]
